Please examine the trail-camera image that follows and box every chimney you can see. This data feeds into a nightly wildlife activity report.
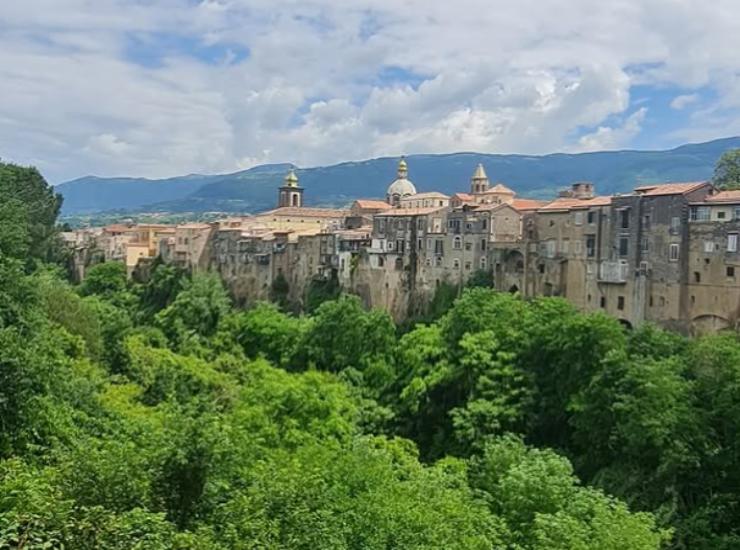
[571,181,594,199]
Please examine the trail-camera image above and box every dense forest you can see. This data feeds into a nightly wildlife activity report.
[2,162,740,549]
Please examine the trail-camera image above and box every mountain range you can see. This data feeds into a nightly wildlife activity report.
[56,137,740,215]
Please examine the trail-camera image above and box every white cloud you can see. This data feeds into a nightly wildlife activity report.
[671,94,700,110]
[576,108,647,152]
[1,0,740,183]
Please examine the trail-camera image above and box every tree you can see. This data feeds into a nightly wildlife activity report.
[0,161,63,262]
[269,271,291,311]
[713,149,740,190]
[79,262,128,299]
[155,273,231,350]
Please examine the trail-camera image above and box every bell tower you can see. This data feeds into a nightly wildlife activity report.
[470,163,490,195]
[278,168,303,208]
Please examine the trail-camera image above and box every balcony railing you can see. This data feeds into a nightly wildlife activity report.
[598,261,629,283]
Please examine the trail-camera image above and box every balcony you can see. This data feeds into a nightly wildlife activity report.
[598,261,629,283]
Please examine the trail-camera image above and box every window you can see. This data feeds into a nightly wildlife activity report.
[425,258,432,267]
[704,241,715,253]
[545,240,556,258]
[465,222,473,232]
[641,236,649,253]
[453,259,460,269]
[735,207,740,220]
[728,233,738,252]
[378,256,385,267]
[643,214,651,227]
[418,239,423,250]
[718,211,727,220]
[465,261,471,270]
[617,296,625,310]
[387,241,394,250]
[396,240,405,253]
[482,218,488,230]
[417,218,425,230]
[587,211,595,224]
[671,216,681,231]
[435,240,444,255]
[600,296,606,308]
[453,236,462,249]
[480,239,487,251]
[480,257,487,269]
[586,235,596,257]
[620,208,630,229]
[435,256,442,267]
[727,266,735,278]
[619,237,629,257]
[574,212,583,225]
[669,243,679,261]
[690,207,710,221]
[694,271,701,283]
[538,264,545,274]
[465,241,472,251]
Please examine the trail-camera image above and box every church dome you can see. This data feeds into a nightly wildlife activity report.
[386,157,417,206]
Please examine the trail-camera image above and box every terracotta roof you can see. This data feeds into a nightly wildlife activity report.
[378,206,445,217]
[538,196,612,211]
[483,183,515,195]
[473,203,518,213]
[353,199,390,210]
[258,207,349,218]
[634,181,709,196]
[706,190,740,203]
[511,198,547,211]
[401,191,450,200]
[452,192,474,201]
[177,223,212,230]
[103,224,133,233]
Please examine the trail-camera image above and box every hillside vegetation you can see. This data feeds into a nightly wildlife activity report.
[56,137,740,215]
[4,160,740,548]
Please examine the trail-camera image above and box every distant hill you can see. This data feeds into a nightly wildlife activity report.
[56,137,740,215]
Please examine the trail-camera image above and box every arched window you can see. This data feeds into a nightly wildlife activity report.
[480,257,487,269]
[453,236,462,249]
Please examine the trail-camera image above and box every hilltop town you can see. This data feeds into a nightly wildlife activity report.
[64,158,740,334]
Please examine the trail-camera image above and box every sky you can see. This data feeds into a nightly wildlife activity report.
[2,1,740,184]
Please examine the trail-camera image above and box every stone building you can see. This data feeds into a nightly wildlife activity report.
[66,158,740,336]
[687,190,740,333]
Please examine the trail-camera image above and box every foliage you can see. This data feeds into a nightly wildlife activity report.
[304,271,341,313]
[0,161,62,262]
[713,148,740,190]
[10,166,740,548]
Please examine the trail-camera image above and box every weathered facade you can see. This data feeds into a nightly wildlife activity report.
[65,160,740,334]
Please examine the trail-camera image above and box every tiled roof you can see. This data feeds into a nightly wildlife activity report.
[452,192,474,201]
[402,191,450,200]
[483,183,515,195]
[103,224,133,233]
[634,181,709,196]
[538,196,612,211]
[258,207,349,218]
[473,202,519,213]
[706,190,740,203]
[353,199,391,210]
[379,206,446,217]
[177,223,212,230]
[511,198,547,211]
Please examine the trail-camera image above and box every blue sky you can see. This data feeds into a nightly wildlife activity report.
[1,0,740,183]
